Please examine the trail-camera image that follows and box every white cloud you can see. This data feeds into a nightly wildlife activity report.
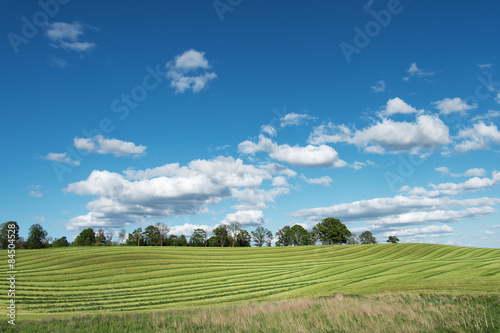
[383,225,454,237]
[435,166,486,178]
[435,166,450,175]
[290,173,500,233]
[407,62,434,78]
[484,230,495,235]
[222,210,264,226]
[33,216,47,223]
[371,80,386,93]
[349,161,366,170]
[432,97,477,115]
[169,223,215,236]
[238,135,346,168]
[477,64,493,69]
[280,113,315,127]
[65,157,292,231]
[309,115,450,153]
[74,135,146,157]
[46,22,96,52]
[302,175,333,186]
[166,50,216,93]
[261,125,277,137]
[464,168,487,177]
[383,97,418,116]
[429,176,498,196]
[471,110,500,122]
[455,122,500,153]
[42,152,80,166]
[28,185,42,197]
[272,176,289,187]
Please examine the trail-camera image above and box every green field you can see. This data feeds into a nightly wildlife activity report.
[1,243,499,323]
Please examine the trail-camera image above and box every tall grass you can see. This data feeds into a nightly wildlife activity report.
[1,294,498,332]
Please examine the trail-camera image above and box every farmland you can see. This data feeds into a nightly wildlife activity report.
[1,243,499,331]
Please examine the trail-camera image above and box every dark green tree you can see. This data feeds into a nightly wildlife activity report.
[0,221,20,249]
[251,226,273,247]
[190,229,208,247]
[236,230,251,247]
[290,224,310,246]
[276,226,293,246]
[144,225,161,246]
[177,234,188,246]
[312,218,351,245]
[359,231,377,244]
[25,224,48,249]
[387,236,399,243]
[126,228,144,246]
[73,228,96,246]
[52,237,70,247]
[212,225,230,247]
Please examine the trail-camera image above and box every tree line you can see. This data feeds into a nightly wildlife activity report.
[0,219,399,250]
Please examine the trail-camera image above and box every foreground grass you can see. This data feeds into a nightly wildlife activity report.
[1,294,498,332]
[0,243,499,319]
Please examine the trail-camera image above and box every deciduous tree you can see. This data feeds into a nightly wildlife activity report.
[251,226,273,247]
[312,218,351,245]
[25,224,48,249]
[73,228,96,246]
[359,231,377,244]
[387,236,399,243]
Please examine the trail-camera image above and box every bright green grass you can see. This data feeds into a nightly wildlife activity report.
[1,243,499,321]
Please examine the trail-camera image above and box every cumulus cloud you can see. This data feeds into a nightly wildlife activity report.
[65,157,293,231]
[455,122,500,153]
[238,135,346,168]
[383,97,419,116]
[166,50,216,93]
[371,80,386,93]
[222,210,264,226]
[46,22,97,52]
[169,223,215,236]
[432,97,477,115]
[74,135,146,157]
[280,113,316,127]
[309,115,450,154]
[42,152,80,166]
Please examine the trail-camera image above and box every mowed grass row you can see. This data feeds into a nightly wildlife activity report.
[1,243,499,319]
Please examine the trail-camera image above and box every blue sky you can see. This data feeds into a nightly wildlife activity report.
[1,0,500,247]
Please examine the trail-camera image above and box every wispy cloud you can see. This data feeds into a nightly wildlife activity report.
[46,22,97,52]
[41,152,80,166]
[371,80,386,93]
[74,136,146,157]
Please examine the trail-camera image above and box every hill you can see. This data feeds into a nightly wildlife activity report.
[2,243,499,320]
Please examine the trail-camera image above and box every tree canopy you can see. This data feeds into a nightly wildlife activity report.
[25,223,48,249]
[387,236,400,243]
[73,228,96,246]
[312,218,351,245]
[359,231,377,244]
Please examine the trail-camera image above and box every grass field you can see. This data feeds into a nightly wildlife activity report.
[1,243,499,331]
